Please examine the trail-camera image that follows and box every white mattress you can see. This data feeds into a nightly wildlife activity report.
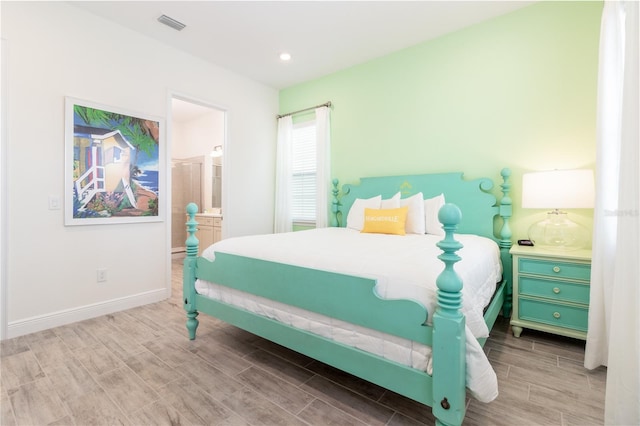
[197,228,500,402]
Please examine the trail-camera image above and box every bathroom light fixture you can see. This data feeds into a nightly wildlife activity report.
[522,169,595,250]
[279,52,292,61]
[157,14,186,31]
[210,146,223,158]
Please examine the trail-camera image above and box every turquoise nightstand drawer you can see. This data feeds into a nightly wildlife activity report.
[519,258,591,281]
[519,276,590,304]
[519,298,588,332]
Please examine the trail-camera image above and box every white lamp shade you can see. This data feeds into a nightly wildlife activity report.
[522,169,595,209]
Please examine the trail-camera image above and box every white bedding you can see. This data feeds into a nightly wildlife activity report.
[197,228,500,402]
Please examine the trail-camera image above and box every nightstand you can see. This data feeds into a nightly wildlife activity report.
[510,245,592,340]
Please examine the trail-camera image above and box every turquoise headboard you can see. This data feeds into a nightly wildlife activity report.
[332,169,512,243]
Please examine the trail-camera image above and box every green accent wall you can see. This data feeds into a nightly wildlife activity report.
[279,1,602,240]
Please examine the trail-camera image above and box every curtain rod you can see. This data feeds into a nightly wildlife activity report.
[276,101,332,119]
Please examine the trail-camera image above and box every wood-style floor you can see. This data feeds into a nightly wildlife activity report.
[1,257,606,425]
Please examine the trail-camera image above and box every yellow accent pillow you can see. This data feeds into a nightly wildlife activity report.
[361,206,409,235]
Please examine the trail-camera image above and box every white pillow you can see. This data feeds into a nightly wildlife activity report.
[424,193,446,236]
[381,192,401,209]
[346,195,382,231]
[399,192,425,234]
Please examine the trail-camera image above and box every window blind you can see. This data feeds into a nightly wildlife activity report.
[291,122,316,222]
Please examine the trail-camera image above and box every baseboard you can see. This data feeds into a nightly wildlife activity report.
[6,288,168,339]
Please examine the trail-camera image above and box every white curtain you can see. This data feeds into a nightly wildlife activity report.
[585,1,639,425]
[274,115,293,233]
[315,106,331,228]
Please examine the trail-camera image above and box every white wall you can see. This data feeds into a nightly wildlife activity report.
[172,108,225,160]
[1,2,277,337]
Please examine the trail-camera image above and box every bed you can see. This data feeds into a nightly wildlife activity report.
[183,168,513,426]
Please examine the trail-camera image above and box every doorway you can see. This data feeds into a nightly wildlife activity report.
[170,96,226,254]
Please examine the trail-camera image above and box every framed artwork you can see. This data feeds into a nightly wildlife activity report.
[65,97,164,225]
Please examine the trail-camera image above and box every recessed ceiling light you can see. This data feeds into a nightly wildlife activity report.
[279,52,292,61]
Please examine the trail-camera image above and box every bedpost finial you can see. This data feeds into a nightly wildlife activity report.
[501,168,512,179]
[438,203,462,227]
[186,202,198,216]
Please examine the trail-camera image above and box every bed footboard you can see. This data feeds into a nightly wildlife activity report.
[182,167,512,426]
[183,202,470,426]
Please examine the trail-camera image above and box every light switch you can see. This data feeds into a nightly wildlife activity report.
[48,195,61,210]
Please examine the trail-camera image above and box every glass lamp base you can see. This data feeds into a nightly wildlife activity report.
[528,211,589,251]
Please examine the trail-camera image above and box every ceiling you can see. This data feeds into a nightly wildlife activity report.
[71,1,535,90]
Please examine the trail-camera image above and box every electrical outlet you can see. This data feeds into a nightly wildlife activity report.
[97,269,107,283]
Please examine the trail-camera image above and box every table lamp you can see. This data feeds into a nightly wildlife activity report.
[522,169,595,250]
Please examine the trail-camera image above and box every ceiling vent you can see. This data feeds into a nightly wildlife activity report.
[157,14,186,31]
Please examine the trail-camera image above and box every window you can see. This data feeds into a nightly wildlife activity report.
[291,121,316,223]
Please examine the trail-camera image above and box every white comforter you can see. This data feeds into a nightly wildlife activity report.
[198,228,500,402]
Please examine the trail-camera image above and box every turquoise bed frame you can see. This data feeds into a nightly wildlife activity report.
[183,168,513,426]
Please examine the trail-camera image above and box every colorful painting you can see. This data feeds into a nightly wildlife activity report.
[65,98,163,225]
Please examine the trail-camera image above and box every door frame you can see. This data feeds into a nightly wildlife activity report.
[166,91,228,297]
[1,38,9,340]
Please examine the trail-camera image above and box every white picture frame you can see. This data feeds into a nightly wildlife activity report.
[64,97,164,225]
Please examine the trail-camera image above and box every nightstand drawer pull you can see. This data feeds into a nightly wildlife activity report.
[518,298,589,332]
[518,258,591,280]
[519,276,589,304]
